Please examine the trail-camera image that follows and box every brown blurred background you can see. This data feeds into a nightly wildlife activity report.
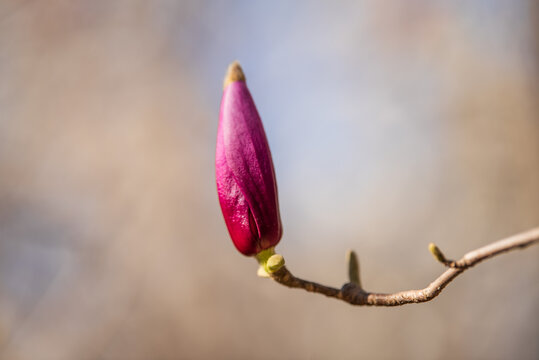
[0,1,538,359]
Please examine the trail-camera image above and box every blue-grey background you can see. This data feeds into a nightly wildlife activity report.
[1,1,538,359]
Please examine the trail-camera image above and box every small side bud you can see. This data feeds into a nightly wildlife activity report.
[267,254,285,273]
[429,243,447,264]
[346,250,361,286]
[255,247,275,277]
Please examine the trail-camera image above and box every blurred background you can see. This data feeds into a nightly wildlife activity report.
[0,1,538,359]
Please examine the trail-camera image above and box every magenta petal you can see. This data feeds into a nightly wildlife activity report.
[216,80,282,256]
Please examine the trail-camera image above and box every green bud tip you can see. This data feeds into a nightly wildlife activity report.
[428,243,447,263]
[267,254,285,273]
[346,250,360,285]
[255,247,275,277]
[254,247,285,276]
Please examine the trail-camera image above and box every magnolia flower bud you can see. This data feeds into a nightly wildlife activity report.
[216,62,283,256]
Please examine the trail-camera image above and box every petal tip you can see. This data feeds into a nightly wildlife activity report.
[223,61,246,89]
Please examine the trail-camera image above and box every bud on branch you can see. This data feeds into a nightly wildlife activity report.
[215,62,539,307]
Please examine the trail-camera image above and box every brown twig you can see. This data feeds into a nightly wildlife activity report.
[268,227,539,306]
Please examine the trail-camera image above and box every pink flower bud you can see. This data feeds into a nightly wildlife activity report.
[216,62,283,256]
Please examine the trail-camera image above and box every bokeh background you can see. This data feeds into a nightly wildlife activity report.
[1,1,538,359]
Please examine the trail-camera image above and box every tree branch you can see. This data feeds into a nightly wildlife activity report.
[268,227,539,306]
